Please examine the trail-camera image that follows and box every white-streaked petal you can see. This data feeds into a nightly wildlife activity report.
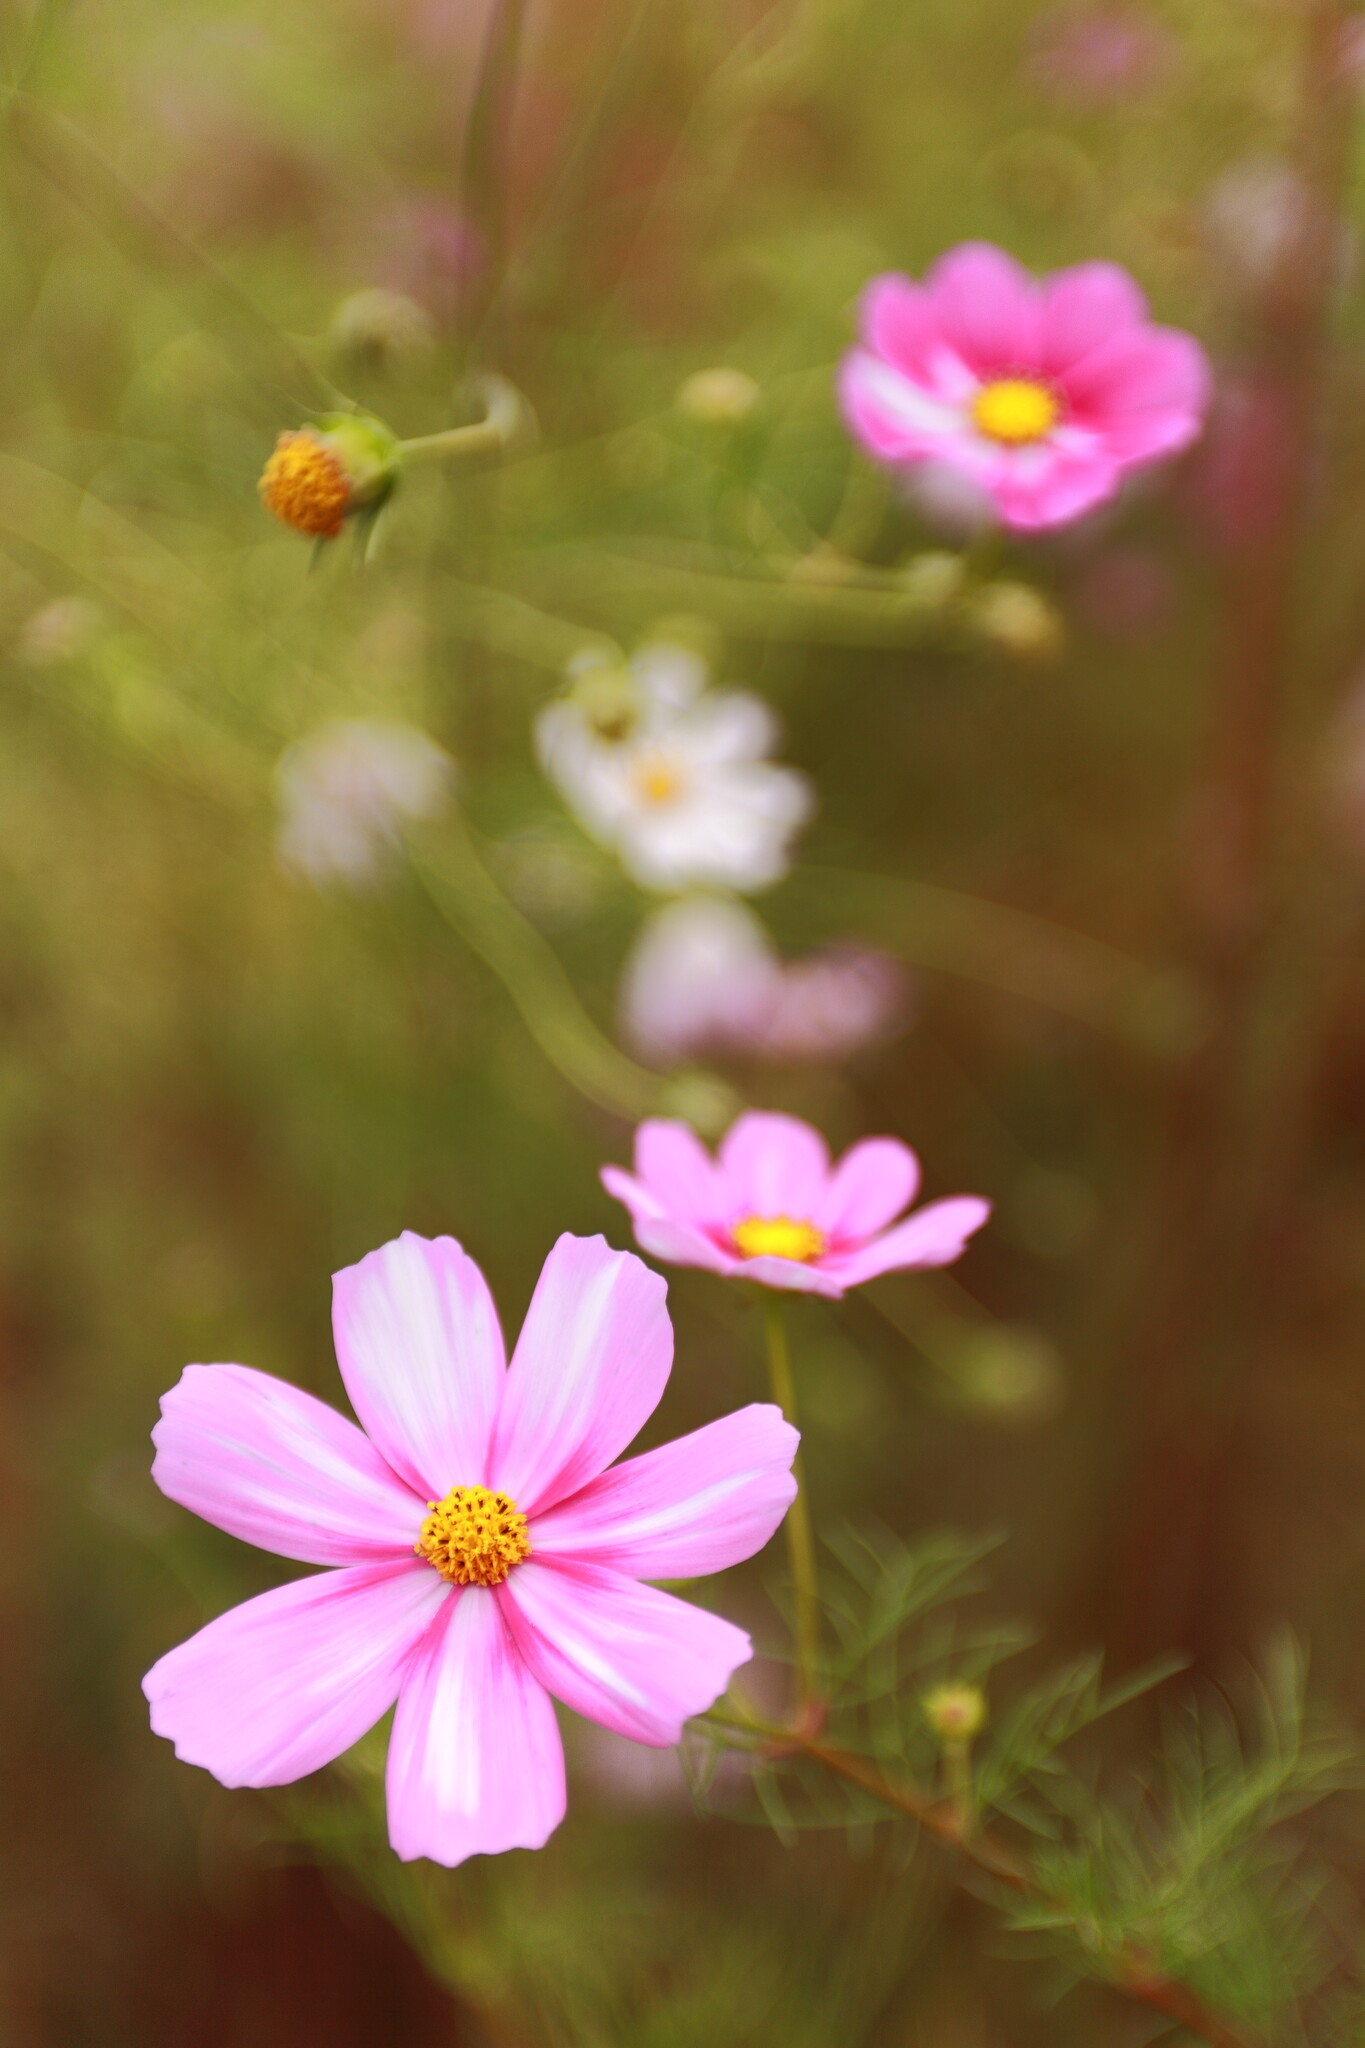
[152,1363,423,1565]
[529,1403,798,1579]
[385,1584,565,1866]
[143,1561,447,1788]
[500,1558,753,1744]
[490,1234,672,1516]
[332,1232,506,1499]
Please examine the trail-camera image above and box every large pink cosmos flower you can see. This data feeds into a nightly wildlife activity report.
[143,1231,798,1866]
[838,242,1210,531]
[601,1112,990,1298]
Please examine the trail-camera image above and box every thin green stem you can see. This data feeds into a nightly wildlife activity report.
[398,374,533,466]
[409,815,660,1121]
[762,1295,821,1715]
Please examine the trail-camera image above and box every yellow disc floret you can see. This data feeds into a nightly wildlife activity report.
[259,430,352,538]
[633,753,685,806]
[970,378,1060,447]
[415,1484,531,1587]
[731,1214,826,1263]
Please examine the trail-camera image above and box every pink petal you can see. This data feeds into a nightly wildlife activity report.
[1061,326,1211,459]
[143,1561,446,1787]
[813,1137,920,1243]
[822,1195,992,1285]
[332,1232,505,1500]
[385,1584,565,1866]
[861,273,942,379]
[838,351,965,464]
[626,1213,739,1278]
[490,1235,672,1516]
[529,1403,798,1579]
[1038,262,1148,378]
[733,1253,848,1296]
[717,1111,831,1220]
[500,1558,752,1745]
[634,1118,722,1224]
[926,243,1042,374]
[991,441,1123,530]
[152,1364,423,1566]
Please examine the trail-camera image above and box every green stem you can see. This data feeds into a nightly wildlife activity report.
[398,374,532,466]
[409,815,660,1121]
[762,1295,820,1715]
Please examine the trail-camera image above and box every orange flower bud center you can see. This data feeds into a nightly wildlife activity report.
[730,1215,826,1263]
[415,1484,531,1587]
[259,431,352,538]
[970,378,1059,447]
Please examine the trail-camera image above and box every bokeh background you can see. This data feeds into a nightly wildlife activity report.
[3,0,1365,2040]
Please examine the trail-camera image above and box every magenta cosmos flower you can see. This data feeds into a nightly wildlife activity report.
[602,1112,990,1298]
[838,242,1210,531]
[143,1231,798,1866]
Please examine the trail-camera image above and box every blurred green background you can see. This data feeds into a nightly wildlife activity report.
[4,0,1365,2040]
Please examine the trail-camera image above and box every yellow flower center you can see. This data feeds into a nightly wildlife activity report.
[259,430,352,538]
[414,1484,531,1587]
[970,378,1060,447]
[633,754,685,806]
[731,1214,826,1263]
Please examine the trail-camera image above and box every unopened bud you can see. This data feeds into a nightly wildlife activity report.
[567,661,640,744]
[789,544,862,588]
[900,550,968,610]
[17,594,103,666]
[259,411,400,541]
[967,580,1065,662]
[331,288,435,372]
[922,1682,987,1743]
[675,367,760,427]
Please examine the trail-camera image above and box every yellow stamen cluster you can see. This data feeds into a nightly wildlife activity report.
[731,1214,826,1263]
[415,1484,531,1587]
[259,430,352,538]
[633,754,685,806]
[970,377,1060,447]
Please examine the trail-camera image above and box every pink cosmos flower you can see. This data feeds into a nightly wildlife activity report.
[143,1232,798,1866]
[838,243,1210,531]
[601,1112,990,1298]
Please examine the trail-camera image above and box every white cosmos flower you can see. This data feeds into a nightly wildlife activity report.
[536,643,813,895]
[276,718,452,887]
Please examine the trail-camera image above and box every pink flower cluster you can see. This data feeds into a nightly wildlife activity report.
[839,242,1209,530]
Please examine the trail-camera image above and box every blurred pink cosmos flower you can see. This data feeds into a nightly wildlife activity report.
[1024,3,1176,107]
[602,1112,989,1297]
[838,243,1210,531]
[620,896,907,1067]
[143,1231,798,1866]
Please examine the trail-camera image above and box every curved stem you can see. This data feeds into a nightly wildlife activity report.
[761,1296,821,1716]
[409,815,660,1121]
[398,374,535,466]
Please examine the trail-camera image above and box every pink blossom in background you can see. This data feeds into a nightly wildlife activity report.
[143,1231,798,1866]
[838,243,1210,532]
[602,1112,989,1297]
[619,896,908,1067]
[1024,4,1176,107]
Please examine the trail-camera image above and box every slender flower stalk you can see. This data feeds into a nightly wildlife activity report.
[699,1710,1255,2048]
[761,1296,821,1717]
[396,373,533,465]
